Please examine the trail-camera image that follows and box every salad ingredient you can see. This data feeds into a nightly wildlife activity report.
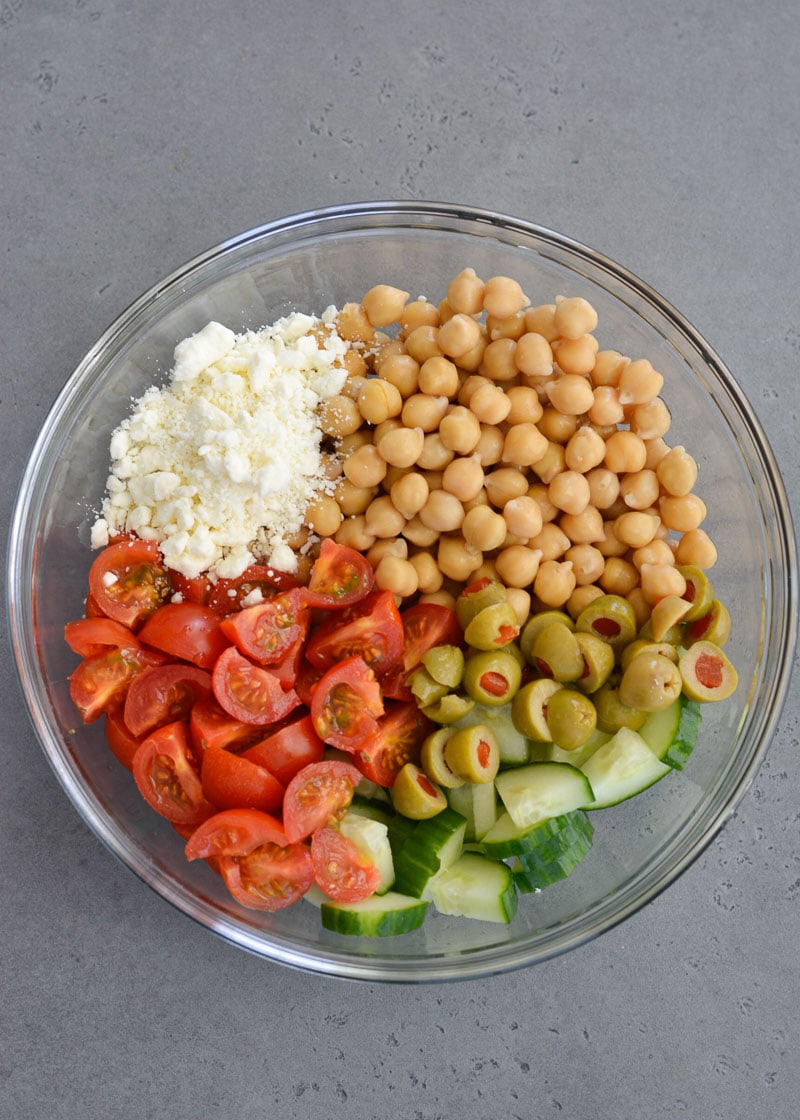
[211,647,301,726]
[123,663,212,737]
[319,891,429,937]
[138,602,229,669]
[282,760,363,843]
[310,826,382,902]
[679,641,738,701]
[199,748,284,814]
[88,538,171,629]
[132,721,216,826]
[443,724,501,784]
[389,763,448,819]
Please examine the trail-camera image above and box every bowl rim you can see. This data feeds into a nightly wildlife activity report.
[7,200,798,982]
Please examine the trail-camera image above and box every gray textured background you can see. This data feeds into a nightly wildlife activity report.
[2,2,798,1118]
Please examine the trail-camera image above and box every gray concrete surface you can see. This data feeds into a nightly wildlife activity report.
[2,2,798,1118]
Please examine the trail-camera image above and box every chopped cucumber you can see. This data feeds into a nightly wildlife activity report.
[480,808,593,861]
[320,891,429,937]
[446,781,499,842]
[428,852,518,924]
[347,793,396,827]
[580,726,671,809]
[339,812,395,895]
[639,695,702,770]
[512,831,593,891]
[454,702,531,766]
[392,808,467,899]
[536,728,612,769]
[494,762,594,829]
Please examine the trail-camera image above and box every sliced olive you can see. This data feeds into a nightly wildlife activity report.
[638,617,684,646]
[620,639,679,672]
[421,644,465,689]
[679,640,738,701]
[574,631,616,693]
[464,601,521,651]
[677,565,715,622]
[420,728,465,789]
[576,594,637,651]
[545,688,598,751]
[510,678,563,740]
[462,649,523,706]
[421,692,476,724]
[682,599,731,649]
[455,578,507,629]
[593,680,647,733]
[649,595,692,642]
[530,621,584,682]
[619,651,683,712]
[390,763,448,819]
[408,666,449,707]
[443,724,501,784]
[520,609,575,664]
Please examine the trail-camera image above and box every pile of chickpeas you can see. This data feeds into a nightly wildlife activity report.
[299,269,718,632]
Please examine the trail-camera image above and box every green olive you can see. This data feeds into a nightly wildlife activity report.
[679,640,738,701]
[576,594,637,651]
[462,649,523,706]
[455,578,507,629]
[463,601,520,651]
[682,598,731,648]
[520,609,575,664]
[638,617,684,646]
[545,688,598,751]
[421,644,465,688]
[420,728,465,788]
[390,763,448,819]
[593,680,647,733]
[408,666,449,707]
[511,678,563,740]
[530,621,584,682]
[443,724,501,784]
[649,594,692,642]
[574,631,616,693]
[677,565,715,622]
[421,692,476,724]
[620,639,679,672]
[618,652,683,712]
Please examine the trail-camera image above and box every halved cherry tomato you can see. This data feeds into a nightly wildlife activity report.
[138,602,230,670]
[243,713,325,786]
[84,593,107,618]
[310,826,381,902]
[212,647,301,726]
[185,807,288,860]
[220,588,309,666]
[123,663,213,738]
[64,617,141,658]
[354,701,432,787]
[381,602,463,700]
[104,708,143,771]
[167,570,214,606]
[293,660,326,707]
[309,656,385,751]
[189,696,266,756]
[304,590,403,676]
[206,565,298,614]
[200,749,284,814]
[282,759,362,842]
[88,539,171,630]
[69,647,161,723]
[219,843,314,911]
[132,721,217,826]
[301,539,374,609]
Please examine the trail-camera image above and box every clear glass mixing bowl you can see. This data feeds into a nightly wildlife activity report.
[7,203,797,981]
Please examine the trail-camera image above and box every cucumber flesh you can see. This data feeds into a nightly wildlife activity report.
[347,794,396,827]
[639,696,702,770]
[512,832,593,891]
[428,852,518,925]
[339,812,395,895]
[580,726,671,809]
[446,781,499,842]
[494,762,594,829]
[538,728,612,769]
[320,891,429,937]
[392,808,467,899]
[455,702,531,766]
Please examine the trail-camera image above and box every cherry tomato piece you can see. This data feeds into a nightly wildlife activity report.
[185,807,288,860]
[301,538,375,609]
[310,656,385,751]
[354,701,432,788]
[219,588,309,666]
[138,602,230,670]
[167,570,214,606]
[88,539,171,630]
[123,663,213,738]
[200,749,284,814]
[132,721,217,826]
[69,647,161,724]
[64,617,141,658]
[104,708,143,771]
[219,842,314,911]
[282,760,362,842]
[399,603,462,673]
[310,826,381,902]
[189,696,266,756]
[304,590,403,676]
[206,565,298,613]
[212,647,301,726]
[242,713,325,786]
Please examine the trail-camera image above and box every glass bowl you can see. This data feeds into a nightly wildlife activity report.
[8,202,797,982]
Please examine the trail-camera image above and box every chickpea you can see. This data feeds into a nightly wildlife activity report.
[422,469,444,491]
[565,543,605,585]
[357,378,403,425]
[599,557,639,596]
[341,373,368,401]
[495,544,543,588]
[514,332,553,378]
[553,296,598,340]
[335,514,376,552]
[399,298,439,335]
[528,482,559,523]
[457,373,487,406]
[538,407,578,444]
[631,538,676,571]
[548,470,591,515]
[553,334,598,377]
[487,310,527,341]
[409,550,443,594]
[367,538,408,567]
[438,313,482,359]
[591,350,628,388]
[503,495,544,539]
[439,406,482,454]
[390,471,429,519]
[463,487,489,512]
[361,284,409,328]
[404,324,442,364]
[419,489,465,533]
[437,535,483,581]
[318,452,343,481]
[659,493,707,532]
[603,430,647,473]
[529,522,571,562]
[588,386,625,427]
[442,456,485,502]
[482,275,528,319]
[505,385,544,425]
[419,589,457,609]
[336,302,375,343]
[381,463,410,491]
[618,358,664,406]
[620,469,660,511]
[675,528,718,569]
[559,504,605,545]
[502,422,549,467]
[468,381,512,425]
[639,562,687,605]
[340,348,368,379]
[473,424,505,466]
[584,466,619,511]
[630,398,672,440]
[402,515,440,548]
[437,297,455,324]
[334,477,378,516]
[462,504,508,551]
[485,466,529,508]
[596,519,629,558]
[524,303,559,342]
[545,374,595,416]
[564,426,606,473]
[402,392,449,432]
[417,431,455,470]
[626,586,651,630]
[481,337,519,382]
[375,425,425,469]
[567,583,605,619]
[656,445,698,496]
[531,440,566,483]
[447,268,485,315]
[375,555,419,598]
[418,355,460,397]
[377,352,420,398]
[318,394,363,438]
[456,332,488,373]
[365,495,407,539]
[643,437,671,470]
[337,430,373,458]
[534,559,577,607]
[343,443,388,489]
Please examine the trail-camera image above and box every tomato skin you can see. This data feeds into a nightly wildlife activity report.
[189,697,266,756]
[64,617,141,658]
[219,589,309,666]
[301,539,375,610]
[69,647,161,724]
[304,590,404,676]
[138,602,230,670]
[354,701,432,788]
[212,647,302,726]
[309,656,385,751]
[310,827,381,902]
[132,721,217,826]
[104,708,143,771]
[123,663,213,738]
[242,713,325,786]
[88,539,171,630]
[282,760,362,843]
[200,749,284,814]
[185,807,288,860]
[167,570,214,606]
[219,843,314,911]
[381,603,463,700]
[206,565,298,614]
[293,660,325,707]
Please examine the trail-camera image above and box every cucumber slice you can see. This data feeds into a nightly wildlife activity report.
[480,808,593,861]
[494,762,594,829]
[537,728,612,769]
[339,812,395,895]
[580,726,671,809]
[428,852,518,924]
[512,830,593,891]
[392,808,467,899]
[446,781,499,842]
[347,794,396,827]
[454,702,531,766]
[320,891,429,937]
[639,695,702,770]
